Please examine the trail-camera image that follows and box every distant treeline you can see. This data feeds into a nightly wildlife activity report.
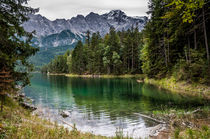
[42,0,210,84]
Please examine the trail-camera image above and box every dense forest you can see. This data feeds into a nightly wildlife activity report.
[41,27,143,75]
[42,0,210,84]
[141,0,210,84]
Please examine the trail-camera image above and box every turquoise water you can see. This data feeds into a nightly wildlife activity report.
[24,73,206,137]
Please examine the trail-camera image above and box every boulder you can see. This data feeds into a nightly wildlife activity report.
[60,110,70,118]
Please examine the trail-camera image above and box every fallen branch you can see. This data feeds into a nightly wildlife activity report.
[134,113,167,124]
[191,108,201,113]
[186,108,201,115]
[58,119,75,129]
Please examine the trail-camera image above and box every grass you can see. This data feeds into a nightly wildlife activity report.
[55,73,145,79]
[144,77,210,99]
[173,126,210,139]
[151,107,210,139]
[0,96,133,139]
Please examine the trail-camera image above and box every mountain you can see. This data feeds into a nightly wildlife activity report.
[23,10,147,47]
[39,30,85,47]
[24,10,147,67]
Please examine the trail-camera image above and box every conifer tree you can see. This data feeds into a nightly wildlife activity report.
[0,0,39,89]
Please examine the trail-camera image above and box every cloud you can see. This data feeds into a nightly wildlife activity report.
[28,0,149,20]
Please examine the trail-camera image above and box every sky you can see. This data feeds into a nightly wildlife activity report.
[28,0,149,20]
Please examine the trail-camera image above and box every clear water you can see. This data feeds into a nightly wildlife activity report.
[24,73,205,138]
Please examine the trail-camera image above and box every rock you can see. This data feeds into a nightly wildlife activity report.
[137,79,144,83]
[19,93,25,98]
[60,110,70,118]
[20,102,37,111]
[22,10,147,48]
[25,97,34,103]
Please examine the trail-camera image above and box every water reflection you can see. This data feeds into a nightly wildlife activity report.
[24,73,206,137]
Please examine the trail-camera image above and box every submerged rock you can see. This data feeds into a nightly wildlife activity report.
[60,110,71,118]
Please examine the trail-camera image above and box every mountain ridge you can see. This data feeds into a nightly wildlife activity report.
[23,10,147,45]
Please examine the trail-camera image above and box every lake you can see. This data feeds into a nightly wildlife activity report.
[24,73,206,138]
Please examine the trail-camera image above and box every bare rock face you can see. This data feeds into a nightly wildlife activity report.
[23,10,147,48]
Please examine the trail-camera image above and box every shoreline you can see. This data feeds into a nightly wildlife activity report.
[1,95,108,139]
[32,105,168,138]
[144,77,210,100]
[46,73,145,78]
[2,93,169,139]
[45,72,210,99]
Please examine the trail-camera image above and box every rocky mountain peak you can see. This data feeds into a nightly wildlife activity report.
[108,10,126,17]
[86,12,99,17]
[76,15,85,19]
[23,10,147,47]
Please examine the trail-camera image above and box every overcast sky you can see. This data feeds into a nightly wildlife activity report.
[28,0,149,20]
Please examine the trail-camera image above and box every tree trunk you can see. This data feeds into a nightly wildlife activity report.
[167,32,170,63]
[188,37,191,63]
[127,57,129,72]
[194,28,197,50]
[202,6,209,63]
[163,35,168,67]
[132,42,134,72]
[108,66,110,74]
[1,95,4,112]
[185,49,188,63]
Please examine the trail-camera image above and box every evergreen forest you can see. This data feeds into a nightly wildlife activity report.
[42,0,210,84]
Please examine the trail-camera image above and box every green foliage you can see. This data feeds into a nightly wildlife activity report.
[140,41,151,76]
[171,49,210,84]
[30,45,75,67]
[42,28,143,75]
[43,50,70,74]
[164,0,205,23]
[184,126,210,139]
[0,0,39,87]
[174,128,180,139]
[71,41,86,74]
[142,0,210,83]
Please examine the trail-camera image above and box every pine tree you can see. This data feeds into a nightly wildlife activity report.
[71,41,86,74]
[0,0,39,92]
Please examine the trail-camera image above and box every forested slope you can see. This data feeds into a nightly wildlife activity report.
[42,0,210,84]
